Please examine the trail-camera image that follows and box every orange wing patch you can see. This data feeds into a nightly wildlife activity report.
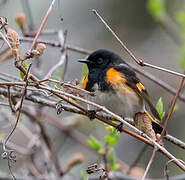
[106,68,135,93]
[82,74,88,89]
[136,82,145,92]
[106,68,126,84]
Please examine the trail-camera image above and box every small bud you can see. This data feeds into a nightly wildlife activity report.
[7,28,20,58]
[32,43,46,56]
[14,13,26,33]
[65,153,84,173]
[7,28,19,49]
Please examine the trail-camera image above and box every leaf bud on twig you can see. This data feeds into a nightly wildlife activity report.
[14,13,26,33]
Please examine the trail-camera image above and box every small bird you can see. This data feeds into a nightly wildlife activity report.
[79,49,163,140]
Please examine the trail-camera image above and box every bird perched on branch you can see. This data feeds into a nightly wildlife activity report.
[79,49,163,140]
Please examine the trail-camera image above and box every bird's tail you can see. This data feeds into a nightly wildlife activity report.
[145,110,164,135]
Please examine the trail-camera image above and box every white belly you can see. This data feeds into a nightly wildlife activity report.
[87,89,145,118]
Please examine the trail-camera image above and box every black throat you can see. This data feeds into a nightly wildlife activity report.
[85,67,114,92]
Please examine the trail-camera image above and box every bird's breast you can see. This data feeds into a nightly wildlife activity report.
[87,87,145,119]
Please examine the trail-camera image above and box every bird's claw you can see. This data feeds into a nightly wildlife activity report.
[116,122,123,132]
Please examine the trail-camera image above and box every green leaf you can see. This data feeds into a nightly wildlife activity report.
[147,0,166,21]
[57,100,62,104]
[80,170,87,180]
[18,113,23,123]
[87,136,103,154]
[104,128,120,146]
[108,148,120,170]
[19,60,28,79]
[0,95,5,100]
[156,97,165,119]
[111,163,120,171]
[56,82,61,88]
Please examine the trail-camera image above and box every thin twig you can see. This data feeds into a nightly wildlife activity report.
[37,85,185,170]
[142,147,158,180]
[44,49,66,79]
[164,159,185,180]
[0,31,11,48]
[7,86,15,112]
[28,0,57,52]
[2,64,32,180]
[38,116,64,177]
[3,58,185,170]
[160,71,185,140]
[3,64,32,151]
[141,72,185,179]
[92,9,185,78]
[130,63,185,102]
[0,85,184,150]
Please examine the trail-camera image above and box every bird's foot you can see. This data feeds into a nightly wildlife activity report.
[87,109,101,120]
[116,122,123,133]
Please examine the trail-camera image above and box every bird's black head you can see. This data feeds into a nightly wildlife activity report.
[78,49,124,70]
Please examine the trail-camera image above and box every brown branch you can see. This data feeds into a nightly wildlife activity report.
[3,64,31,152]
[142,147,158,180]
[38,117,64,177]
[129,63,185,102]
[91,9,185,79]
[17,36,91,54]
[2,54,185,170]
[0,85,185,150]
[160,72,185,140]
[141,72,185,179]
[2,64,32,180]
[7,86,15,112]
[3,35,184,103]
[28,0,56,52]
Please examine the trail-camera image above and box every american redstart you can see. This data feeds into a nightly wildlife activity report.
[79,49,163,140]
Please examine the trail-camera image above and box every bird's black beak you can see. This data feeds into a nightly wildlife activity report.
[78,59,89,64]
[78,59,94,65]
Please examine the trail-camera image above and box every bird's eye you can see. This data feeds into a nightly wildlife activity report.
[97,58,103,64]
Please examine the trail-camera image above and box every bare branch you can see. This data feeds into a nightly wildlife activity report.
[91,9,185,78]
[160,72,185,140]
[28,0,57,52]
